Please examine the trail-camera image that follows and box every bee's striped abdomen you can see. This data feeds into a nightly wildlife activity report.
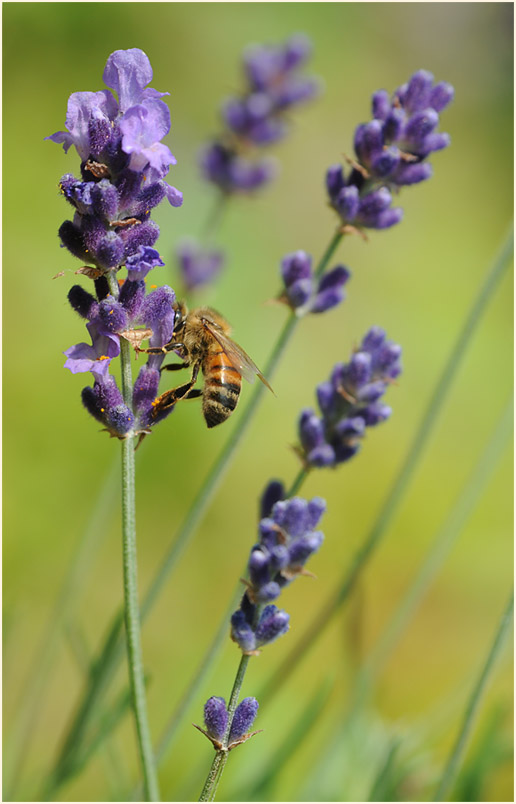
[203,350,242,428]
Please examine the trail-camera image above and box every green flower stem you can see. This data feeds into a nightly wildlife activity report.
[257,225,514,707]
[433,590,514,802]
[108,270,160,802]
[47,229,344,794]
[287,466,310,497]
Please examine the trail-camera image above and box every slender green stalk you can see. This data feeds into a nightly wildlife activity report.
[47,229,344,794]
[111,263,160,801]
[257,225,513,706]
[433,590,514,802]
[120,426,160,801]
[287,466,310,497]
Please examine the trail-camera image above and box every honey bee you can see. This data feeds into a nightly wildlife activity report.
[142,303,273,428]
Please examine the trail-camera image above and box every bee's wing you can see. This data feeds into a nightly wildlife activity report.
[202,321,274,393]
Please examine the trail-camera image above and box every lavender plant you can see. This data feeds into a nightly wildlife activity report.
[43,51,459,803]
[177,34,320,292]
[47,47,185,800]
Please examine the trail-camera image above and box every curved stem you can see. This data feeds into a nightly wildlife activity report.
[433,590,514,801]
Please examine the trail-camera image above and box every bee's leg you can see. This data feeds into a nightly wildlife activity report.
[160,362,190,372]
[183,389,202,400]
[151,362,201,417]
[138,341,186,356]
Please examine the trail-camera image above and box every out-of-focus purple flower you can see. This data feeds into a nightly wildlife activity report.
[279,250,351,315]
[200,142,276,194]
[176,238,225,291]
[298,327,402,467]
[201,34,319,195]
[326,69,453,232]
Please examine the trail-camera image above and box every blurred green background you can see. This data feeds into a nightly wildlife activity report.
[3,2,513,801]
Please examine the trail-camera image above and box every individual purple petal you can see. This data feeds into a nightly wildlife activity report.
[120,100,176,175]
[103,48,155,112]
[64,321,120,380]
[126,245,165,281]
[46,90,117,160]
[163,182,183,207]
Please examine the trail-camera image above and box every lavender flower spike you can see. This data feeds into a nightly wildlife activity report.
[200,34,320,195]
[230,493,326,654]
[326,69,454,233]
[48,48,182,274]
[298,326,402,467]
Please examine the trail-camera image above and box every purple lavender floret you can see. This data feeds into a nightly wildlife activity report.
[48,49,182,272]
[298,327,402,467]
[280,250,351,315]
[204,697,228,742]
[230,495,325,653]
[327,69,453,232]
[176,238,225,291]
[201,34,319,194]
[229,698,259,743]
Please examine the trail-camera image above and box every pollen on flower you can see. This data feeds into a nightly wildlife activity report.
[150,284,157,289]
[98,355,109,361]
